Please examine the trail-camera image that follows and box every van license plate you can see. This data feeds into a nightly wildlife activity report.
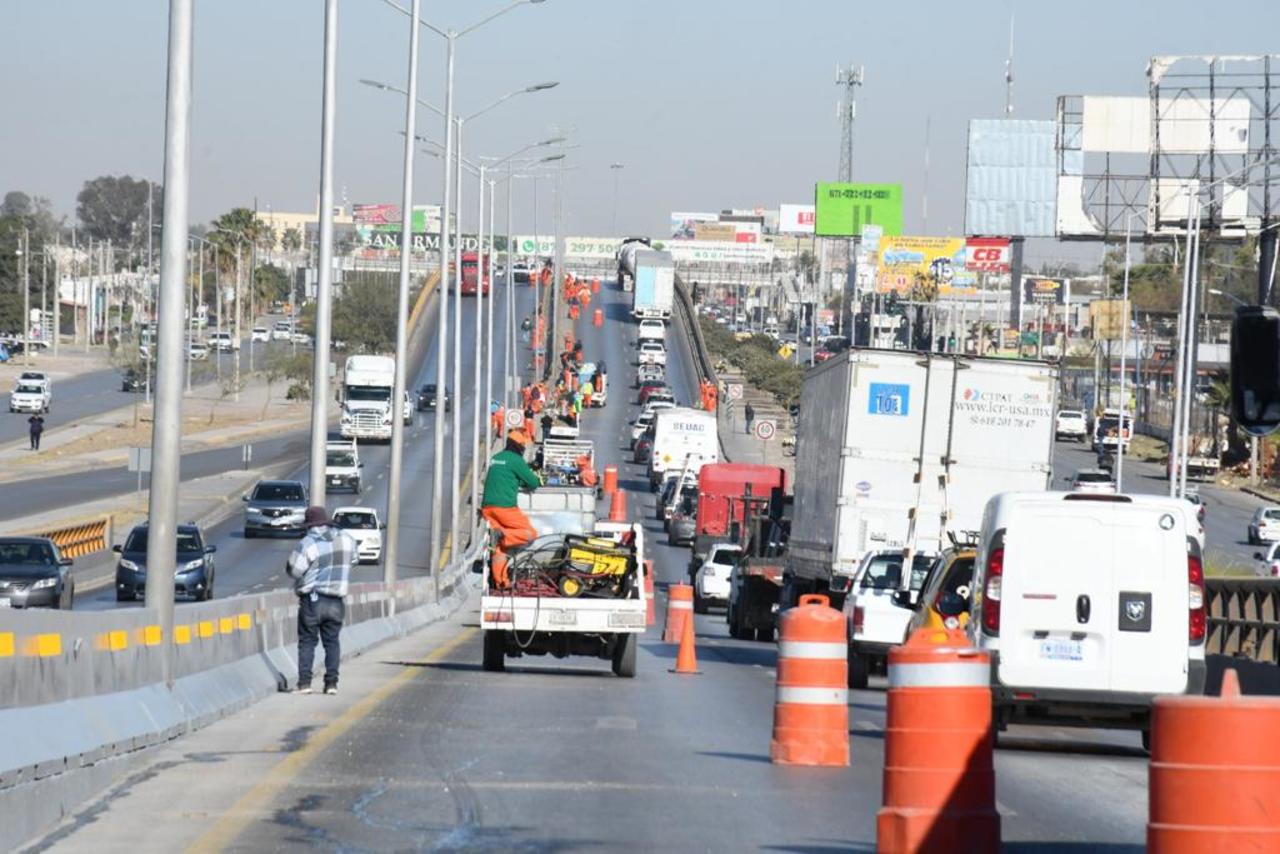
[1039,640,1083,661]
[547,610,577,626]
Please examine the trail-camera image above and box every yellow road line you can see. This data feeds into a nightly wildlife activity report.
[186,625,477,853]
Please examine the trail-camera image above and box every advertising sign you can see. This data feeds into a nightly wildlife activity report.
[511,235,556,256]
[670,211,719,239]
[876,236,967,294]
[563,237,619,259]
[1089,297,1127,340]
[814,183,904,237]
[665,241,774,265]
[964,237,1012,273]
[860,223,883,252]
[1023,276,1069,306]
[779,203,815,234]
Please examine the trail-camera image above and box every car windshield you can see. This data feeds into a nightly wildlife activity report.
[15,384,41,394]
[124,529,201,553]
[327,451,355,467]
[347,387,390,401]
[710,549,741,567]
[1076,471,1113,483]
[421,385,437,394]
[1265,509,1280,521]
[333,512,376,529]
[860,554,935,591]
[0,542,56,565]
[253,483,304,501]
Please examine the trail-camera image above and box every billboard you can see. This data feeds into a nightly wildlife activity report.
[1023,276,1070,306]
[965,237,1011,273]
[876,236,968,294]
[665,241,774,265]
[779,203,815,234]
[354,204,445,250]
[511,235,556,256]
[693,222,759,243]
[564,237,619,259]
[1088,297,1126,340]
[670,211,718,239]
[814,183,903,238]
[964,119,1056,237]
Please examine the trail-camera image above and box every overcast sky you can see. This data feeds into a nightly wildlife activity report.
[2,0,1275,263]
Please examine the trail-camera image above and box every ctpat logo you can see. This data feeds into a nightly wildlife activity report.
[964,389,981,401]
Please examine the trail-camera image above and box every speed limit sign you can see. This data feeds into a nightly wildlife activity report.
[505,408,525,429]
[754,419,776,441]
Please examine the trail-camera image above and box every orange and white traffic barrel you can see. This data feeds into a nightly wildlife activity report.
[1149,668,1280,852]
[663,583,693,643]
[643,560,656,627]
[769,594,848,767]
[602,464,619,496]
[877,628,999,853]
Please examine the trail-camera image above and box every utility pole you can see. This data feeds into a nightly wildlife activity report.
[145,0,194,688]
[21,228,30,367]
[53,233,60,358]
[1004,12,1015,117]
[835,63,863,182]
[430,33,456,579]
[610,163,624,235]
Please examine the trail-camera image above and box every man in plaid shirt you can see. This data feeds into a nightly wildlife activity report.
[287,506,357,694]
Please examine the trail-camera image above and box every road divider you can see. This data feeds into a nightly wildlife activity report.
[16,514,112,560]
[769,594,848,767]
[876,628,999,853]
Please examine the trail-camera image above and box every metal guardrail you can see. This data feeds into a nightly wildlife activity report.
[1205,578,1280,664]
[672,273,718,388]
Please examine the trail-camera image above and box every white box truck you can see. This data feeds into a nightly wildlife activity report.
[784,349,1058,606]
[339,355,396,442]
[631,250,675,320]
[648,407,718,489]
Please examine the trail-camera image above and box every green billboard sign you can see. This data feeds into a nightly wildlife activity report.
[814,182,903,237]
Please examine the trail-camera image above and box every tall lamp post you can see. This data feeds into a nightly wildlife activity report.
[610,162,624,235]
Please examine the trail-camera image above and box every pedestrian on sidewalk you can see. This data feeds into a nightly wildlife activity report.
[744,402,755,435]
[27,414,44,450]
[286,506,356,695]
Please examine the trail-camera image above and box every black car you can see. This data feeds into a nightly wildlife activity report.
[121,366,145,392]
[416,383,451,412]
[0,537,74,609]
[242,480,309,537]
[114,523,217,602]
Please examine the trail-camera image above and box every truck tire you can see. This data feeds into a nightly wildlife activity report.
[755,627,774,643]
[848,647,870,690]
[482,630,506,672]
[611,632,636,678]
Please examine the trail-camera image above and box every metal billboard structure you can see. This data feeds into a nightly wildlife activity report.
[1055,54,1279,241]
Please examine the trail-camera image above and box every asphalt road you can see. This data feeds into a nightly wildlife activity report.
[73,287,534,611]
[138,282,1150,851]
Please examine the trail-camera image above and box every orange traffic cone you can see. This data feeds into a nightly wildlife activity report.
[593,308,603,327]
[609,489,627,522]
[671,604,699,674]
[603,464,619,496]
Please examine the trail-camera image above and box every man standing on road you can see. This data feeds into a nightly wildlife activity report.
[27,414,44,450]
[480,430,541,589]
[744,402,755,435]
[286,506,356,695]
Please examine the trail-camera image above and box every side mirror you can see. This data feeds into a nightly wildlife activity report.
[241,495,250,502]
[59,557,74,567]
[891,590,916,609]
[358,462,365,468]
[1232,305,1280,436]
[936,591,969,618]
[112,544,123,553]
[206,545,217,554]
[380,522,388,530]
[1255,552,1265,561]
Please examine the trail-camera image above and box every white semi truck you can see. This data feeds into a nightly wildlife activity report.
[629,250,676,320]
[783,349,1058,607]
[339,355,396,442]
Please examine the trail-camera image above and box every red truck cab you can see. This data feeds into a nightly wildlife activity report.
[461,251,490,296]
[694,463,788,553]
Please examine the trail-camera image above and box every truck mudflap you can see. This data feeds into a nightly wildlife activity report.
[729,564,784,641]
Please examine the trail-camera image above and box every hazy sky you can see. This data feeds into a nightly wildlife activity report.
[2,0,1275,262]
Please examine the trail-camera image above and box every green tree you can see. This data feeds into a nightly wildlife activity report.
[281,227,303,254]
[76,175,162,248]
[253,264,290,306]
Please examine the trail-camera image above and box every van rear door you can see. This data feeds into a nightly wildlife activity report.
[998,496,1189,695]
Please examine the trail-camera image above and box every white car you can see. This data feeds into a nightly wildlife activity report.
[208,331,238,351]
[638,340,667,367]
[186,341,209,361]
[630,401,675,444]
[9,382,50,414]
[971,491,1206,744]
[1071,468,1116,494]
[1248,506,1280,545]
[250,326,270,343]
[271,321,292,341]
[1255,541,1280,578]
[1055,409,1088,442]
[842,549,938,688]
[694,543,741,611]
[637,319,665,344]
[332,506,383,564]
[291,331,312,346]
[402,391,413,426]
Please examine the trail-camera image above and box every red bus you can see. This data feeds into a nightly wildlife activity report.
[460,251,490,296]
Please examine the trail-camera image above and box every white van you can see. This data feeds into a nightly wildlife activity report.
[971,491,1207,744]
[648,407,718,489]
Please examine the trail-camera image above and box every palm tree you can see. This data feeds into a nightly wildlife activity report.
[282,227,302,254]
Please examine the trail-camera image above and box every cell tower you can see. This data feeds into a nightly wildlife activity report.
[836,64,864,182]
[1004,13,1015,116]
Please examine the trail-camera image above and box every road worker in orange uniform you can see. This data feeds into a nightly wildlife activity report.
[480,430,541,589]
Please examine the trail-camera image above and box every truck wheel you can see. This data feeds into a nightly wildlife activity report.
[848,648,870,690]
[755,627,774,643]
[482,630,506,672]
[611,632,636,678]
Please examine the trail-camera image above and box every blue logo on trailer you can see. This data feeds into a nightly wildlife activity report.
[868,383,910,416]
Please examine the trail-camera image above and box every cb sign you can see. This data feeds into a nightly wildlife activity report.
[964,237,1011,273]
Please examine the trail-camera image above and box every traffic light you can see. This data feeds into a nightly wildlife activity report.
[1231,305,1280,436]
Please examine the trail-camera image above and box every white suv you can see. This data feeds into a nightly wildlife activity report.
[1055,409,1088,442]
[1248,506,1280,545]
[693,543,741,611]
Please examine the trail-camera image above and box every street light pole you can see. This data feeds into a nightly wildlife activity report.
[471,162,486,521]
[21,228,30,367]
[451,116,464,554]
[430,34,455,580]
[610,162,624,235]
[1116,213,1132,493]
[383,0,422,586]
[308,0,339,505]
[145,0,194,688]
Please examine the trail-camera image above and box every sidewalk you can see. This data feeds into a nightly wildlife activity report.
[714,366,795,478]
[0,346,115,385]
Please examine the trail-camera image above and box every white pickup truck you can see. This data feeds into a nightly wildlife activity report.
[840,549,938,688]
[480,486,647,677]
[638,340,667,367]
[9,380,50,414]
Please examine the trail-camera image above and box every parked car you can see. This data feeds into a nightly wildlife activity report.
[842,549,938,688]
[694,543,741,612]
[332,506,384,564]
[242,480,309,538]
[250,326,270,343]
[0,536,74,609]
[113,523,216,602]
[1055,409,1089,442]
[416,383,451,412]
[1248,506,1280,545]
